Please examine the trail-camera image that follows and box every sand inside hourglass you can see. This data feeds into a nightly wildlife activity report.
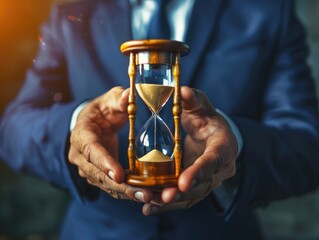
[138,149,173,162]
[135,83,174,163]
[135,83,174,113]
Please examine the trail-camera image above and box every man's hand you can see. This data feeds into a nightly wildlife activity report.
[142,86,238,215]
[68,87,153,203]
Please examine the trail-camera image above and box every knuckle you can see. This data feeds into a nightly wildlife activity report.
[68,156,75,165]
[113,193,120,200]
[87,178,93,185]
[69,130,76,144]
[122,186,134,199]
[87,177,98,187]
[70,126,82,145]
[105,188,122,200]
[122,188,131,199]
[68,156,78,165]
[78,169,86,178]
[83,164,101,182]
[115,186,130,200]
[68,147,77,164]
[82,143,92,160]
[98,176,105,185]
[91,167,103,179]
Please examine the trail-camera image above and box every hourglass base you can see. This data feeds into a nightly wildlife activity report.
[125,160,179,187]
[125,171,179,188]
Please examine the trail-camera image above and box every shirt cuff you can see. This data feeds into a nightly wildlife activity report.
[70,101,89,131]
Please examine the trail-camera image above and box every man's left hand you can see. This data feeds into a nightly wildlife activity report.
[142,86,238,215]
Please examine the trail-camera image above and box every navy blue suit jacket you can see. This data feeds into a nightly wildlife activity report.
[1,0,319,239]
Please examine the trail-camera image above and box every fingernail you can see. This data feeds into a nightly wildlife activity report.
[108,171,115,180]
[134,191,145,202]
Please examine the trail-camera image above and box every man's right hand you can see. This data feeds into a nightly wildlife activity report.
[68,87,153,203]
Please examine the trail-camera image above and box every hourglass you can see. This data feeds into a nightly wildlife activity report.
[120,39,190,187]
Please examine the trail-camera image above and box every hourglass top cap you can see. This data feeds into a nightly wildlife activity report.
[120,39,190,56]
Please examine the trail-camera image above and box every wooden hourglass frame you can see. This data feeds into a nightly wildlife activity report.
[120,39,190,187]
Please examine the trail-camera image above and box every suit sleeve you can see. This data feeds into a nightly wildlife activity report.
[0,4,98,202]
[234,0,319,207]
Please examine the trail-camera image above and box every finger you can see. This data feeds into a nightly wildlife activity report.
[73,152,106,184]
[142,201,190,216]
[70,127,124,183]
[181,86,216,116]
[98,86,129,115]
[118,88,130,112]
[78,169,87,178]
[181,86,197,111]
[143,178,217,215]
[72,152,123,192]
[101,182,155,203]
[144,188,179,206]
[81,140,125,183]
[161,187,180,203]
[99,86,126,111]
[91,87,128,130]
[149,191,165,206]
[74,153,155,202]
[178,151,221,192]
[178,162,202,192]
[143,199,186,216]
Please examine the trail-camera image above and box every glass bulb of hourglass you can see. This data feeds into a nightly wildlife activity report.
[136,115,174,161]
[135,63,174,113]
[135,63,175,162]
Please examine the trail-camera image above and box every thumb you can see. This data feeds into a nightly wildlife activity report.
[181,86,198,112]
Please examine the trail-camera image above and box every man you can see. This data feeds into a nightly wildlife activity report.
[1,0,319,239]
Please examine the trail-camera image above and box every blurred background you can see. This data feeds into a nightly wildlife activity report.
[0,0,318,239]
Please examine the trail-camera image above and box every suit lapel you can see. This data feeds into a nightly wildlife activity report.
[182,0,225,86]
[107,0,132,45]
[98,0,225,88]
[95,0,132,88]
[98,1,152,122]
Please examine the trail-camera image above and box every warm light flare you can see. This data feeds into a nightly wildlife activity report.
[0,1,53,111]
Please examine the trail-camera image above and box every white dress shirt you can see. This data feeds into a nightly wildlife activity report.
[130,0,195,41]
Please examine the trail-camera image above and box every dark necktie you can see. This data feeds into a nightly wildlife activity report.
[147,0,170,39]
